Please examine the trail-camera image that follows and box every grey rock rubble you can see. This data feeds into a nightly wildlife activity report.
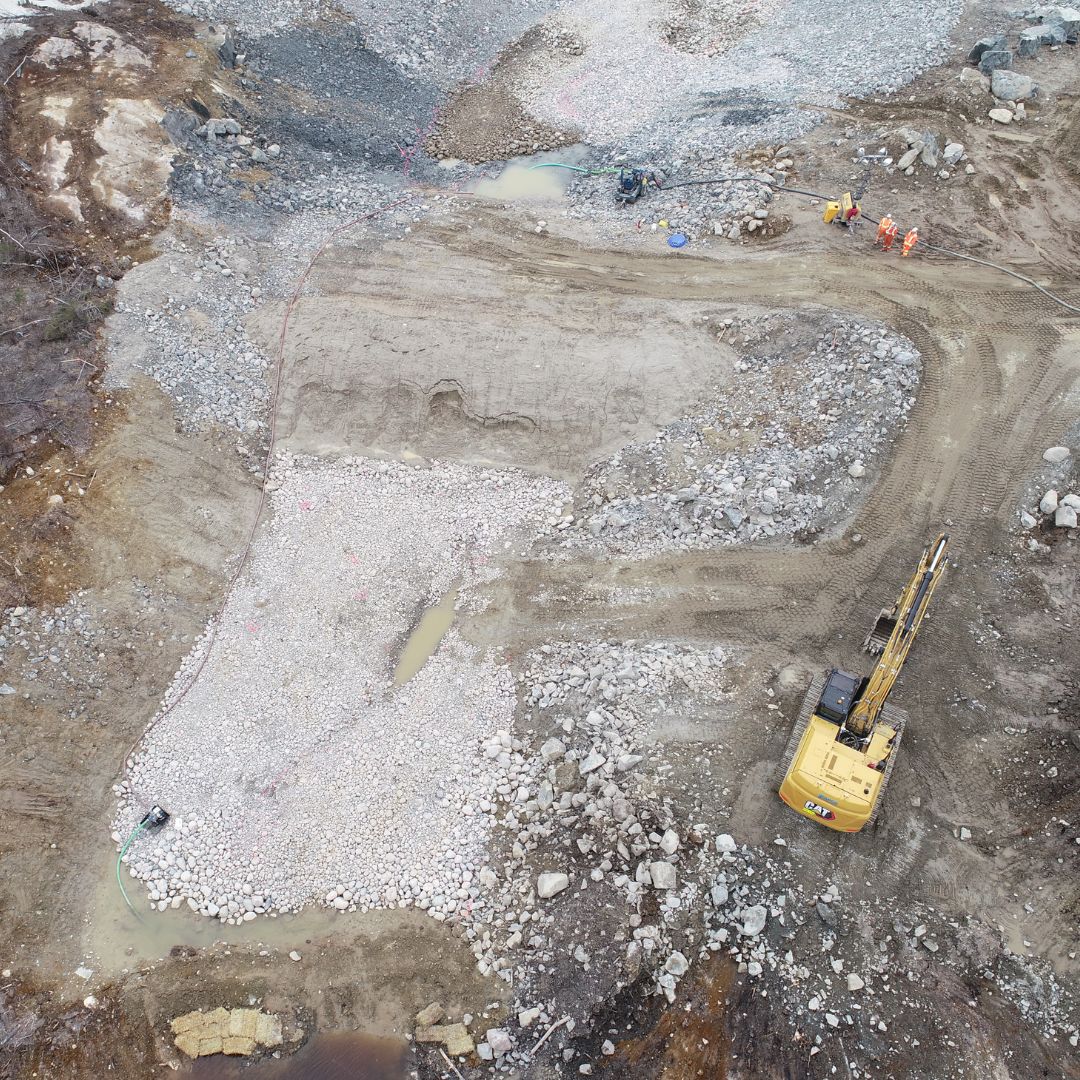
[1021,446,1077,535]
[105,235,274,436]
[556,312,920,555]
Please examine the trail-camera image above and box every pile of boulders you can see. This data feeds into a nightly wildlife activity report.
[460,641,731,990]
[557,313,920,555]
[890,128,970,179]
[968,8,1079,125]
[973,5,1079,73]
[192,116,280,165]
[1024,446,1078,531]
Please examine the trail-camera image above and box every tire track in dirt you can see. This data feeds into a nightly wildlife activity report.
[454,222,1075,662]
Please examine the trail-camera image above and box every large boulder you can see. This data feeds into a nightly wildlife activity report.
[649,861,677,890]
[968,34,1006,63]
[919,132,941,168]
[1016,29,1040,57]
[536,871,569,898]
[897,146,921,170]
[1042,6,1080,39]
[943,142,966,166]
[740,904,768,937]
[991,69,1038,102]
[979,48,1013,75]
[1017,26,1051,55]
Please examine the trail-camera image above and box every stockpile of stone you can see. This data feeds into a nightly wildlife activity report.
[558,313,920,555]
[114,455,570,922]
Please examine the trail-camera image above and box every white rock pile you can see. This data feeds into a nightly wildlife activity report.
[106,235,274,435]
[115,455,569,919]
[518,0,963,164]
[460,640,732,984]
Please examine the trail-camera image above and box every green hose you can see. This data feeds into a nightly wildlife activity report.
[116,821,147,917]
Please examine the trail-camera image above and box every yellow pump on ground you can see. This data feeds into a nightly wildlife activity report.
[778,534,949,832]
[823,191,861,226]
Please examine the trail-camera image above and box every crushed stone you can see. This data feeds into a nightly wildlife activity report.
[556,311,920,554]
[115,455,570,917]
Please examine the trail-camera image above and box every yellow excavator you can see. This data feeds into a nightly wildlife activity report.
[778,534,949,832]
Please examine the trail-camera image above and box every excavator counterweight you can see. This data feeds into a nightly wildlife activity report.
[777,534,949,832]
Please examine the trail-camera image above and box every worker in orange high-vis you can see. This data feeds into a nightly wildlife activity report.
[881,220,899,252]
[875,215,893,246]
[901,227,919,257]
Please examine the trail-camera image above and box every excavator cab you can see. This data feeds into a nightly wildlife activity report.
[815,670,861,725]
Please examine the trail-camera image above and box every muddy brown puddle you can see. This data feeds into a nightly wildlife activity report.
[185,1032,407,1079]
[85,861,346,972]
[392,586,458,685]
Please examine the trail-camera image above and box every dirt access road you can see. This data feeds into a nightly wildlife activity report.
[268,209,1075,650]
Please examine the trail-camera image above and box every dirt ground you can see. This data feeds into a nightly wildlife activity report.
[1,3,1079,1079]
[249,226,735,478]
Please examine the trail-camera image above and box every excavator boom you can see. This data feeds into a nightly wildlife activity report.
[847,534,949,735]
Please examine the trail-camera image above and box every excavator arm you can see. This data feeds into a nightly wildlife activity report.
[847,534,949,736]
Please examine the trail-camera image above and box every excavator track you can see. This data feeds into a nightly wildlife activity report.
[867,702,908,826]
[776,674,825,785]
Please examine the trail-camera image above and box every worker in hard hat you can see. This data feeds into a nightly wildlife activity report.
[875,215,893,246]
[901,227,919,257]
[881,220,899,252]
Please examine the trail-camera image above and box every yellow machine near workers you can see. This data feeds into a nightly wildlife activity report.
[823,191,862,226]
[778,534,950,832]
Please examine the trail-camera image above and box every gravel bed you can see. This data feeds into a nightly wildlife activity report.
[555,311,920,554]
[335,0,562,88]
[162,0,327,38]
[115,455,569,919]
[105,233,273,435]
[518,0,964,160]
[0,595,96,703]
[105,185,474,436]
